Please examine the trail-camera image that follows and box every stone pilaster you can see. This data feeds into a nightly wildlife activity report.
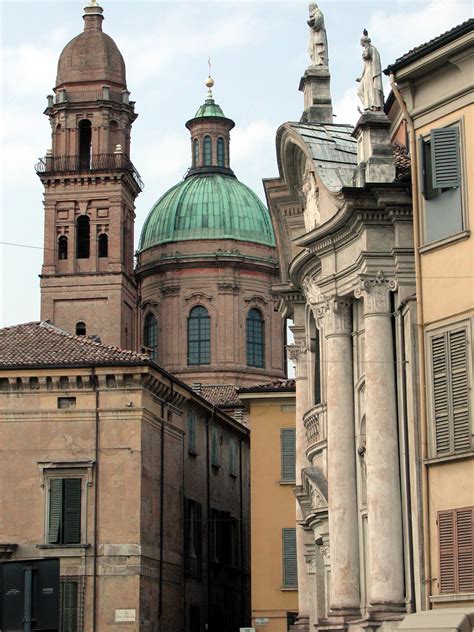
[355,271,405,613]
[299,67,333,124]
[315,298,360,625]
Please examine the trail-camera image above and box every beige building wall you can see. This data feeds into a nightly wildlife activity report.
[241,390,298,632]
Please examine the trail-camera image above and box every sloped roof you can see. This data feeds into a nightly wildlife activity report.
[200,384,242,408]
[0,321,149,369]
[238,378,296,393]
[284,123,357,192]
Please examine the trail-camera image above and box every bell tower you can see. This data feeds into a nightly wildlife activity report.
[37,0,143,349]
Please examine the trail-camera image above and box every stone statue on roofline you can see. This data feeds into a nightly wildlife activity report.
[356,29,384,111]
[307,2,328,67]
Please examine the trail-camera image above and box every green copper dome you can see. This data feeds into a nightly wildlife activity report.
[138,173,276,250]
[194,98,226,119]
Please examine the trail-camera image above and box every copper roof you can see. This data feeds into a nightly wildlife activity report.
[201,384,242,408]
[238,378,296,393]
[0,321,149,369]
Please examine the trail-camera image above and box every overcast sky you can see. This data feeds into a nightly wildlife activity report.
[1,0,472,327]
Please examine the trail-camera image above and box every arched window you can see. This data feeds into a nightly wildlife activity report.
[246,308,265,368]
[217,137,225,167]
[193,138,199,166]
[76,321,86,336]
[58,235,68,260]
[78,119,92,170]
[144,313,157,361]
[188,306,210,365]
[76,215,90,259]
[203,136,212,166]
[98,233,108,258]
[309,312,321,405]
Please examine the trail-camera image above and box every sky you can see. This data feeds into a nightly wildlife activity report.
[0,0,472,327]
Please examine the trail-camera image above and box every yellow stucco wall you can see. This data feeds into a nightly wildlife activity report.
[247,395,298,632]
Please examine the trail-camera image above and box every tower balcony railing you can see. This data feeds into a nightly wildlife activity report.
[35,153,144,190]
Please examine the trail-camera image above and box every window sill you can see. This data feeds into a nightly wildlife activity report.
[211,463,221,470]
[280,586,298,591]
[279,480,296,486]
[37,543,90,549]
[229,472,238,479]
[430,593,474,604]
[188,448,198,457]
[419,229,470,254]
[425,451,473,466]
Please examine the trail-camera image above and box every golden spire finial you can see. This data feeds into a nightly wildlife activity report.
[205,58,214,99]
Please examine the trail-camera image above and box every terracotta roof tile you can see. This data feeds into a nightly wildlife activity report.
[238,378,296,393]
[0,321,149,369]
[200,384,242,408]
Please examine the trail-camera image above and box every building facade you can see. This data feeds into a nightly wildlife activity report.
[239,380,299,632]
[0,321,250,632]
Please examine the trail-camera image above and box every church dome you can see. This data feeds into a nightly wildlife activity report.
[56,2,126,88]
[138,173,276,250]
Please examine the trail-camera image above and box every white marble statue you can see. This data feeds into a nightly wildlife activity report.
[302,165,320,231]
[356,30,384,111]
[307,3,328,67]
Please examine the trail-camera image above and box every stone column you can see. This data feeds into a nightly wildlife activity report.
[316,298,360,621]
[355,272,404,612]
[288,325,311,631]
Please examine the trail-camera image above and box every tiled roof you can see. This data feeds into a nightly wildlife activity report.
[0,321,149,369]
[393,144,411,181]
[385,19,474,73]
[238,378,296,393]
[201,384,242,408]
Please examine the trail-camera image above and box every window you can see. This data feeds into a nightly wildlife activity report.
[48,478,82,545]
[309,313,321,404]
[78,119,92,170]
[75,322,86,336]
[189,606,200,632]
[282,528,297,588]
[217,137,225,167]
[60,580,78,632]
[247,308,265,368]
[193,139,199,166]
[187,410,197,454]
[438,507,474,594]
[419,124,464,244]
[58,236,68,260]
[203,136,212,166]
[184,498,203,580]
[98,233,108,258]
[428,322,471,458]
[211,426,220,467]
[210,508,239,567]
[76,216,90,259]
[144,313,157,361]
[281,428,296,482]
[229,438,238,477]
[188,306,210,365]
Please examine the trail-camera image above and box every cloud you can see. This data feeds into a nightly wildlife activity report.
[333,86,359,126]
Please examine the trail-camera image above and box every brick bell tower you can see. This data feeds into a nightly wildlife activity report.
[37,0,143,349]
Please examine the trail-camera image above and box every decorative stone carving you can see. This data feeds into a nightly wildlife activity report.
[301,277,320,306]
[244,295,268,307]
[184,291,213,303]
[315,298,352,336]
[217,283,239,293]
[356,30,384,111]
[307,3,328,67]
[320,544,330,566]
[310,486,326,510]
[287,339,308,363]
[160,285,180,297]
[355,270,397,314]
[302,165,320,231]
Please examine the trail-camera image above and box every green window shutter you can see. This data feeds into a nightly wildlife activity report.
[48,478,63,544]
[63,478,81,545]
[211,427,220,466]
[432,127,460,189]
[281,428,296,481]
[432,333,450,455]
[282,528,297,588]
[456,507,474,593]
[449,329,471,453]
[188,411,197,452]
[60,580,78,632]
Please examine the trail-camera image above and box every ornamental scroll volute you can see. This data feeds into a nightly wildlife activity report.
[354,270,397,314]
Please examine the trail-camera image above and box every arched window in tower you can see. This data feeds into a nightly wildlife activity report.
[98,233,108,258]
[247,308,265,368]
[203,136,212,166]
[76,322,86,336]
[188,306,210,365]
[79,119,92,170]
[144,313,158,361]
[217,137,225,167]
[58,235,68,260]
[309,312,321,405]
[109,120,120,153]
[76,215,90,259]
[193,138,199,166]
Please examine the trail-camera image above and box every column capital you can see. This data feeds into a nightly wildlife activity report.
[315,298,352,336]
[287,340,308,363]
[301,276,320,307]
[355,270,397,315]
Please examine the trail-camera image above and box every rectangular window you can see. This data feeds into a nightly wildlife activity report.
[211,426,220,467]
[229,438,238,477]
[282,528,297,588]
[428,322,472,457]
[187,410,197,454]
[184,498,202,580]
[438,507,474,594]
[60,580,78,632]
[419,124,464,245]
[48,478,82,545]
[281,428,296,482]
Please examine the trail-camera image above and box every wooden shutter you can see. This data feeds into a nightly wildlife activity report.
[196,502,203,579]
[432,333,450,455]
[63,478,81,544]
[449,329,470,452]
[432,126,460,189]
[60,580,78,632]
[282,528,297,588]
[281,428,296,481]
[188,411,196,452]
[184,498,191,575]
[48,478,63,544]
[439,507,474,594]
[456,508,474,593]
[439,511,455,593]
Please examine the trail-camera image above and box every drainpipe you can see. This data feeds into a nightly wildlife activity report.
[92,367,99,631]
[389,74,430,611]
